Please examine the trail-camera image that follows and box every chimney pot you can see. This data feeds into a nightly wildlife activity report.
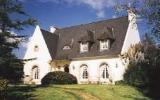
[49,26,56,33]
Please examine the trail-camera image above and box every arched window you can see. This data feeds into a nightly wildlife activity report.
[80,65,88,79]
[100,63,109,79]
[32,66,39,79]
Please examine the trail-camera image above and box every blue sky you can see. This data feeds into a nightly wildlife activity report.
[20,0,119,36]
[15,0,146,58]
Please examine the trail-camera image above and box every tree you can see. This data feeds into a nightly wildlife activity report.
[115,0,160,41]
[0,0,36,83]
[122,38,160,99]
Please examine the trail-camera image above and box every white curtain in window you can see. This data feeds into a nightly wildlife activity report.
[80,43,88,52]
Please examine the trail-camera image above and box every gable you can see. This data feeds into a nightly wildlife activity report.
[121,20,141,54]
[24,26,52,61]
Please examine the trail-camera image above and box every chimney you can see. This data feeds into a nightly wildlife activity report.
[127,8,136,23]
[49,26,56,33]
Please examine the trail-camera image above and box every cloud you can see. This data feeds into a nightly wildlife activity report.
[31,0,118,18]
[97,11,105,18]
[112,15,117,18]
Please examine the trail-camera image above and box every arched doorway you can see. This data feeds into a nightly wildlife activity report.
[32,66,39,79]
[99,63,109,83]
[64,64,69,73]
[80,64,89,82]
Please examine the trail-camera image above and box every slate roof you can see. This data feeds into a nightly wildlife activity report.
[97,27,115,40]
[41,29,59,59]
[78,30,94,43]
[41,16,129,60]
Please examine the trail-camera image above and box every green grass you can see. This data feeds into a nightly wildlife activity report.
[7,84,150,100]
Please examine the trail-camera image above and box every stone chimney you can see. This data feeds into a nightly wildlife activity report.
[49,26,56,33]
[127,8,136,23]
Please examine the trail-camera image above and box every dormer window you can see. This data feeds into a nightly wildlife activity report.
[80,42,88,53]
[63,45,71,50]
[78,30,94,53]
[100,40,110,51]
[34,45,39,52]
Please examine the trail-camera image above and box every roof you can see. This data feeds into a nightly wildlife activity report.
[41,29,59,59]
[97,27,115,40]
[78,30,94,43]
[41,16,129,60]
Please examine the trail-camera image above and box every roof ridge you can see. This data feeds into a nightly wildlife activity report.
[41,29,58,37]
[58,16,128,30]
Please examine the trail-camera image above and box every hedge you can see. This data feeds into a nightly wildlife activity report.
[41,71,77,85]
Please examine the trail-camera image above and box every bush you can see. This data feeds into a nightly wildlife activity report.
[123,40,160,99]
[124,62,149,87]
[41,71,77,85]
[115,80,126,85]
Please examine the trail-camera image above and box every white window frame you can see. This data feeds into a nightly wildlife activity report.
[100,40,110,51]
[80,42,89,53]
[82,67,88,79]
[99,64,109,83]
[101,66,109,79]
[80,65,89,81]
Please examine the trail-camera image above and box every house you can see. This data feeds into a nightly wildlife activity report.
[23,9,140,84]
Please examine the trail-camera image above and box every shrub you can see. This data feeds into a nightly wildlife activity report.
[115,80,126,85]
[122,40,160,99]
[41,71,77,85]
[124,62,149,87]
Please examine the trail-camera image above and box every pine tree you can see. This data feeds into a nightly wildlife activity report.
[0,0,36,83]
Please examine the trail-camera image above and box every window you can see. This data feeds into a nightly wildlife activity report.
[63,45,71,50]
[72,66,75,70]
[80,65,88,79]
[32,66,39,79]
[100,40,110,51]
[82,67,88,79]
[115,62,118,68]
[100,64,109,79]
[80,42,88,53]
[34,45,39,52]
[102,67,109,79]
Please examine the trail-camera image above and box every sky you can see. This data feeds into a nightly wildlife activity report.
[15,0,146,58]
[20,0,119,34]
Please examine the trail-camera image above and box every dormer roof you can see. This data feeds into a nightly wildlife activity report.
[97,27,115,40]
[78,30,94,43]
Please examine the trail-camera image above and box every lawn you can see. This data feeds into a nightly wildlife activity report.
[7,84,150,100]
